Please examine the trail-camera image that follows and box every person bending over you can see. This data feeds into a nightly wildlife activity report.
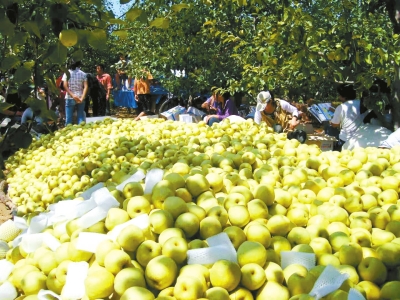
[254,91,300,132]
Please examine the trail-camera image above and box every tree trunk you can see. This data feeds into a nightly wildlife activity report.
[392,64,400,130]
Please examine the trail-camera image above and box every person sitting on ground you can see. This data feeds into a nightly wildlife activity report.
[204,91,238,126]
[329,84,370,149]
[254,91,300,132]
[201,90,223,114]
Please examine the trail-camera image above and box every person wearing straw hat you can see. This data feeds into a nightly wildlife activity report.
[254,91,300,132]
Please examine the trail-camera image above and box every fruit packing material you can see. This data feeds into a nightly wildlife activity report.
[12,187,120,248]
[107,213,150,241]
[0,241,10,259]
[76,231,112,253]
[0,219,21,242]
[116,169,146,191]
[19,232,61,253]
[280,251,316,270]
[187,232,238,265]
[61,261,89,300]
[178,114,193,123]
[38,289,62,300]
[144,168,164,194]
[348,287,366,300]
[79,182,105,199]
[309,264,350,299]
[0,280,17,300]
[0,259,14,283]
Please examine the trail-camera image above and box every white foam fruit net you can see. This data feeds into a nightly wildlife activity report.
[187,232,237,265]
[309,265,349,300]
[0,220,21,242]
[281,251,316,270]
[348,288,366,300]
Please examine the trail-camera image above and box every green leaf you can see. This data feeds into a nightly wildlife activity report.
[150,18,170,29]
[14,66,32,83]
[72,49,84,62]
[12,131,33,149]
[171,4,190,12]
[25,21,42,39]
[88,29,107,50]
[112,30,128,40]
[23,61,35,70]
[1,56,20,71]
[18,84,33,101]
[9,32,29,47]
[25,97,47,115]
[47,42,68,65]
[109,18,126,25]
[126,8,142,22]
[0,102,15,113]
[40,109,58,122]
[0,14,15,36]
[120,0,130,3]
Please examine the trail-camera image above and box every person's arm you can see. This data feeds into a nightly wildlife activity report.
[80,80,88,103]
[201,97,215,111]
[330,105,342,128]
[106,76,112,100]
[63,79,81,103]
[254,111,262,125]
[379,128,400,149]
[133,79,138,100]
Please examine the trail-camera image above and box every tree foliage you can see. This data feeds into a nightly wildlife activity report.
[107,0,399,127]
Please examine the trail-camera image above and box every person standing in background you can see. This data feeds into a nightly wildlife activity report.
[62,59,88,125]
[96,64,113,116]
[115,53,132,89]
[133,70,153,113]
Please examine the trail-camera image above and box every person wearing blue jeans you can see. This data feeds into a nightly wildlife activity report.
[62,59,88,125]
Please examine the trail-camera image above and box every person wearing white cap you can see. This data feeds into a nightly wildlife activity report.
[254,91,300,132]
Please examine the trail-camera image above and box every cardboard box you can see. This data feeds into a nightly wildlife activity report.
[179,114,193,123]
[160,105,187,121]
[306,134,337,151]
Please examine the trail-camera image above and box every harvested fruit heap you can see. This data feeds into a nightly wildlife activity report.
[0,117,400,300]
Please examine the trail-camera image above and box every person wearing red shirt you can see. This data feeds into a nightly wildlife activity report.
[96,64,113,115]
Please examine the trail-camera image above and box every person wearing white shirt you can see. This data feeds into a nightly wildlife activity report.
[254,91,300,132]
[380,128,400,149]
[330,84,369,145]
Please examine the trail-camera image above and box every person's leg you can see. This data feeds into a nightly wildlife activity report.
[76,101,86,124]
[92,94,99,117]
[140,94,149,112]
[98,95,106,116]
[106,99,111,116]
[65,99,75,125]
[137,94,145,114]
[207,117,221,126]
[115,73,121,89]
[21,108,33,124]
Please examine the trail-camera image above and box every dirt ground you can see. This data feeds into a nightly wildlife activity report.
[0,181,15,225]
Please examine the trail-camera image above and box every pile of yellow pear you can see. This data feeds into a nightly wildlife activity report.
[1,117,400,300]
